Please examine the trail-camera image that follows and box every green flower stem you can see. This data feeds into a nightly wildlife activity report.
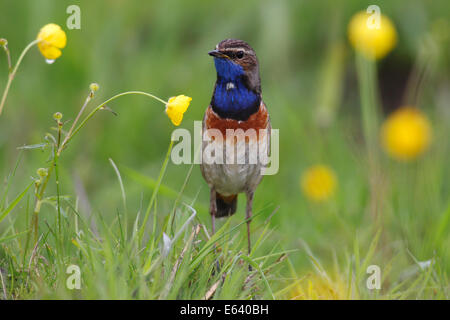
[355,52,384,224]
[58,91,168,155]
[58,92,93,156]
[31,164,54,244]
[138,139,174,242]
[1,43,12,72]
[55,121,62,241]
[32,199,42,244]
[0,39,39,115]
[355,53,380,160]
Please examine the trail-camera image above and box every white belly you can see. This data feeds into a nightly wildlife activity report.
[200,133,268,195]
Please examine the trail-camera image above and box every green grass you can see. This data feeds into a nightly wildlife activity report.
[0,140,287,299]
[0,0,449,300]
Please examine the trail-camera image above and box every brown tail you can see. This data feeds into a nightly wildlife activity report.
[215,193,237,218]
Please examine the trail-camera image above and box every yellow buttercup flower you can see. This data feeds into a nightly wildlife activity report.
[36,23,67,60]
[381,107,432,161]
[348,11,397,60]
[165,95,192,126]
[290,273,350,300]
[301,165,337,202]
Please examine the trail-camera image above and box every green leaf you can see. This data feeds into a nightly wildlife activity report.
[0,229,30,244]
[0,181,34,224]
[17,143,48,150]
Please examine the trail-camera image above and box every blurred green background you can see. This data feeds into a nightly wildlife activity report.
[0,0,449,295]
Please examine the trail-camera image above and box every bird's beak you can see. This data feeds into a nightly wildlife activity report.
[208,50,228,59]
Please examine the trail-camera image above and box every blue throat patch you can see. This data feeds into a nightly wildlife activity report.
[212,57,260,120]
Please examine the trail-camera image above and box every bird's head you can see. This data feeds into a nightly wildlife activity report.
[209,39,261,93]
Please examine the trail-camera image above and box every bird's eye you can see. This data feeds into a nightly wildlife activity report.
[236,51,244,59]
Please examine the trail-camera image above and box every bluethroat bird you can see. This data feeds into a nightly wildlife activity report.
[201,39,270,255]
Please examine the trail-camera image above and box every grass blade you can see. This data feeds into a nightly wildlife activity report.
[0,181,33,224]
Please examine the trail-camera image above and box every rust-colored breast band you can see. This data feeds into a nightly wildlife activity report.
[205,103,269,136]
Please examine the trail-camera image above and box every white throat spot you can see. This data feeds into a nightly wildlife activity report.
[226,82,235,90]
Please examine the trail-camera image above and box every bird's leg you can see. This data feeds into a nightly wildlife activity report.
[210,188,217,235]
[210,188,220,273]
[246,191,254,271]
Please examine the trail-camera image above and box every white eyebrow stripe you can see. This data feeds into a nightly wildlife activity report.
[224,48,251,54]
[215,46,252,55]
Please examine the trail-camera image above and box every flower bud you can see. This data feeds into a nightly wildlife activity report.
[89,83,100,92]
[53,112,63,121]
[37,168,48,177]
[0,38,7,47]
